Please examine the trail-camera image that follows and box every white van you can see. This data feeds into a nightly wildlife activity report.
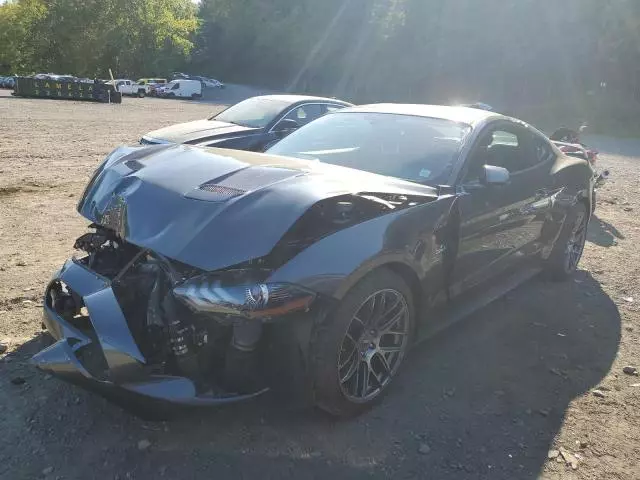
[158,79,202,99]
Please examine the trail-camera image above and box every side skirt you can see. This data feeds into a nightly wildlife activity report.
[415,265,542,344]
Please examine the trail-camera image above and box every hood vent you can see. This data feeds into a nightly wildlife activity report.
[195,182,246,201]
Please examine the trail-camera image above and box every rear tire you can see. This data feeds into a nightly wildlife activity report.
[543,202,588,281]
[310,269,415,417]
[137,89,145,98]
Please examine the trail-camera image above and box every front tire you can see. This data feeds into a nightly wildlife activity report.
[310,269,415,417]
[543,202,588,280]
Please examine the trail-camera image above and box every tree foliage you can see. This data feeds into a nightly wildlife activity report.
[0,0,198,78]
[1,0,639,129]
[192,0,640,109]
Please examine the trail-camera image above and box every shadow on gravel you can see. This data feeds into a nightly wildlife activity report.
[588,214,625,247]
[4,271,619,480]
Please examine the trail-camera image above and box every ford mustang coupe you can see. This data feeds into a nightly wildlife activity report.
[33,104,593,417]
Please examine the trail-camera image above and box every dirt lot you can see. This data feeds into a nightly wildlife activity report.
[0,90,638,480]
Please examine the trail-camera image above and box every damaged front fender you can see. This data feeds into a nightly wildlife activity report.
[268,196,456,301]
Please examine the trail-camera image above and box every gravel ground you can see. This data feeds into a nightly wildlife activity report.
[0,90,638,480]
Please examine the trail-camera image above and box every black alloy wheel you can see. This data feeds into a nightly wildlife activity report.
[310,269,415,417]
[338,289,411,402]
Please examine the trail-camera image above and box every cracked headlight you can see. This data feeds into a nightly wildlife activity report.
[172,272,315,320]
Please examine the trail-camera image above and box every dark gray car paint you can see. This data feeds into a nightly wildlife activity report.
[35,106,593,410]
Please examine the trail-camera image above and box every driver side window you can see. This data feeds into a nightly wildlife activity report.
[462,125,531,183]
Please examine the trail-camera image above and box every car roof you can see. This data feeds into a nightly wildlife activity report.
[255,94,353,106]
[337,103,503,126]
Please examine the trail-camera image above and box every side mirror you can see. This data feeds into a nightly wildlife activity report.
[273,119,300,135]
[483,165,510,186]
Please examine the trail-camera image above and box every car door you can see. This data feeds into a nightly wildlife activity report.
[450,121,553,295]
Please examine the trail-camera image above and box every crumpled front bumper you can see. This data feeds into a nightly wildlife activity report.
[32,258,266,407]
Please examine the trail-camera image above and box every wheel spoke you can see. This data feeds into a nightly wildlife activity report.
[352,315,365,327]
[378,345,403,355]
[358,361,371,397]
[338,343,357,369]
[377,351,391,373]
[366,293,386,327]
[378,308,406,334]
[370,364,386,387]
[339,352,359,384]
[367,295,377,322]
[338,288,410,401]
[370,352,393,387]
[375,297,401,327]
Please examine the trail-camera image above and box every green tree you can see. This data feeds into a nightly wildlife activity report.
[0,0,198,78]
[0,0,48,74]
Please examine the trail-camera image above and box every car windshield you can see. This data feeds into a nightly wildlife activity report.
[212,97,293,128]
[267,112,471,185]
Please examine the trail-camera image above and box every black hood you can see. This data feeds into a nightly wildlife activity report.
[78,145,438,271]
[142,119,259,144]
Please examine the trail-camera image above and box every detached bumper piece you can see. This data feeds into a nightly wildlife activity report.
[33,258,267,407]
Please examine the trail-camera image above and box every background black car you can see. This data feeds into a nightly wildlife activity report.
[140,94,353,151]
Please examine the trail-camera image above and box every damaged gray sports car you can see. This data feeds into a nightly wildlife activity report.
[33,104,594,417]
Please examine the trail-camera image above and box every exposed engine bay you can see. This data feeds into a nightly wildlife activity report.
[48,224,296,397]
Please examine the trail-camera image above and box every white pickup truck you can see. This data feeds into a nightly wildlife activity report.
[112,79,147,98]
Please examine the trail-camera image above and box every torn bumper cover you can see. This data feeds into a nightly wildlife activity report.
[33,258,267,406]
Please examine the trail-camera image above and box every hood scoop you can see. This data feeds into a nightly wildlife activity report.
[185,166,303,202]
